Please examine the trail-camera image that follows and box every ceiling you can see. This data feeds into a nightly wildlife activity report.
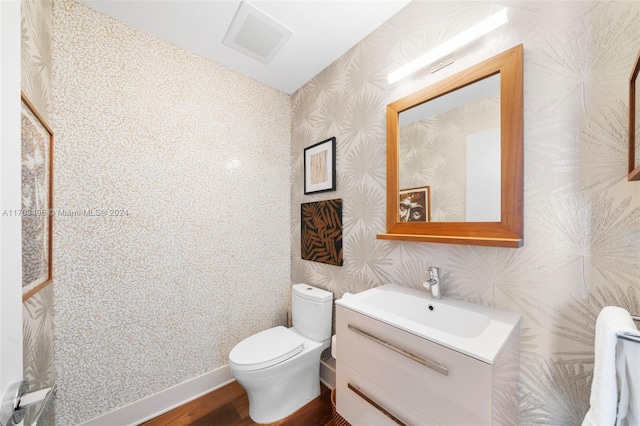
[78,0,412,94]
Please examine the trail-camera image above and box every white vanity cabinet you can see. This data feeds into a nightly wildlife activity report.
[335,303,520,426]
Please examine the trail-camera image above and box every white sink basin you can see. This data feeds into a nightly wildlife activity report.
[336,284,520,364]
[361,288,491,338]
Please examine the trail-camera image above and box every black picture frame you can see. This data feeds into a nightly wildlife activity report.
[304,137,336,194]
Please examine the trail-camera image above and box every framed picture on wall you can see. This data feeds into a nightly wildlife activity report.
[21,92,54,300]
[304,137,336,194]
[399,186,430,222]
[301,199,343,266]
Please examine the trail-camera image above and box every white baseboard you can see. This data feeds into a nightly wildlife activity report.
[79,365,234,426]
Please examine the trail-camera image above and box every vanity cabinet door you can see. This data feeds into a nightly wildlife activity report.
[336,305,493,425]
[337,361,437,426]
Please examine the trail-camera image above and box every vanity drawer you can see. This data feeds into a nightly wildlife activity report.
[336,305,493,425]
[336,361,437,426]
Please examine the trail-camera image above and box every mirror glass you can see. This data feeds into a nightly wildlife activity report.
[399,74,501,222]
[378,44,523,248]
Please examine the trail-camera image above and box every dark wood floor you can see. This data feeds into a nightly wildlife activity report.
[142,381,335,426]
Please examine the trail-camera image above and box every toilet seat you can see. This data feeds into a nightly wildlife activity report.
[229,326,304,371]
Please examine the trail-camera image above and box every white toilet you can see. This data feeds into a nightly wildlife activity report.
[229,284,333,423]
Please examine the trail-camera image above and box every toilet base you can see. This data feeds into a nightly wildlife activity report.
[231,334,329,423]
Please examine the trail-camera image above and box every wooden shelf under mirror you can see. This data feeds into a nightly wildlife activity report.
[629,48,640,181]
[378,45,524,248]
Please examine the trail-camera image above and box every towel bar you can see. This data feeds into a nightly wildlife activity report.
[617,333,640,343]
[616,315,640,343]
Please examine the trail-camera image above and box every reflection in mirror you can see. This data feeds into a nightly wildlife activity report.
[399,74,500,222]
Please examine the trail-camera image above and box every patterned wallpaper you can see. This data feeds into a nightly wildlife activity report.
[23,285,55,426]
[21,0,55,424]
[291,1,640,425]
[52,0,291,423]
[21,0,53,125]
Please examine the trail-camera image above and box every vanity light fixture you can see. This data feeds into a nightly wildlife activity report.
[387,8,509,84]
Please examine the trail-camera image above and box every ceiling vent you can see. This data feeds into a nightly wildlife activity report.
[223,1,293,64]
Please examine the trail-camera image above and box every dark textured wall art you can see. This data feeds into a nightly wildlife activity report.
[301,199,343,266]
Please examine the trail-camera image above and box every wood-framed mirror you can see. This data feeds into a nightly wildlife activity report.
[377,44,523,248]
[629,48,640,181]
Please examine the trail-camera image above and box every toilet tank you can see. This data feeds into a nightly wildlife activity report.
[292,284,333,342]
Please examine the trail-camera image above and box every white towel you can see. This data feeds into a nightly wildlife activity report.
[616,336,640,426]
[583,307,639,426]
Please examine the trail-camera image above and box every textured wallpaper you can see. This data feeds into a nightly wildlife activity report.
[21,0,55,424]
[291,1,640,424]
[52,0,291,423]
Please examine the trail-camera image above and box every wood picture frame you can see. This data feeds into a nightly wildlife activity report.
[21,92,54,301]
[304,137,336,194]
[629,48,640,181]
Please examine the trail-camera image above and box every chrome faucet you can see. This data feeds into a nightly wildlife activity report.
[423,267,441,300]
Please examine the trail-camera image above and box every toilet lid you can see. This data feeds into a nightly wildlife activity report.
[229,326,304,371]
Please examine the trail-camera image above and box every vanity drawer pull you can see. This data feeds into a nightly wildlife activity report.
[347,324,449,376]
[347,383,407,426]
